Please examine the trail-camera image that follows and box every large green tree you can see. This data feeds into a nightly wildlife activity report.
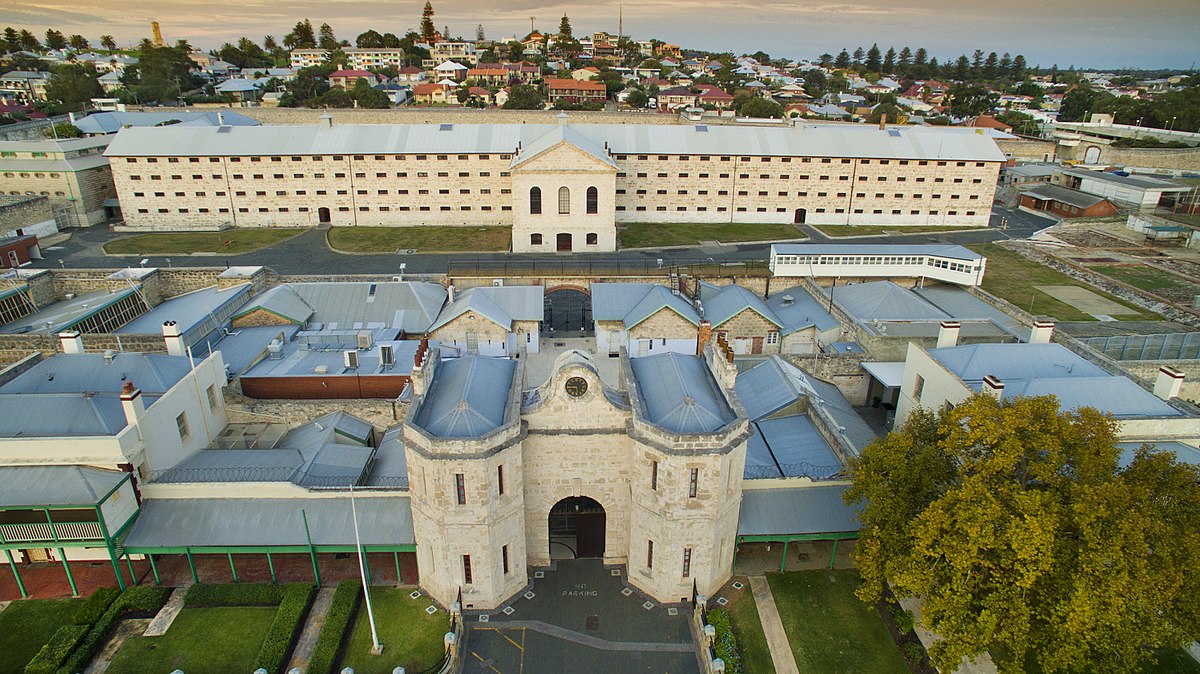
[283,20,316,49]
[503,84,544,110]
[121,44,197,102]
[847,395,1200,674]
[420,2,437,43]
[44,29,67,51]
[44,63,102,111]
[945,83,998,117]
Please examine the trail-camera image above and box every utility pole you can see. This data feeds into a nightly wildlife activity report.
[618,5,623,41]
[530,16,536,34]
[351,487,382,656]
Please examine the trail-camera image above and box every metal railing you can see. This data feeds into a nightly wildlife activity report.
[1082,332,1200,361]
[447,257,771,278]
[0,521,103,542]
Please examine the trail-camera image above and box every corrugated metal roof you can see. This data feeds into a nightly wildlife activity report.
[0,392,150,437]
[630,352,735,434]
[232,285,314,324]
[0,465,126,507]
[413,356,516,438]
[241,338,427,378]
[827,281,950,322]
[235,282,447,333]
[428,286,543,333]
[366,426,409,488]
[1116,441,1200,468]
[772,243,982,261]
[117,284,252,338]
[702,284,782,329]
[911,285,1025,335]
[765,286,838,334]
[123,496,415,548]
[752,415,844,479]
[1,287,140,334]
[591,283,699,329]
[2,352,193,395]
[1019,184,1107,209]
[510,125,619,169]
[103,122,1005,162]
[738,485,860,536]
[73,111,260,135]
[1061,168,1187,191]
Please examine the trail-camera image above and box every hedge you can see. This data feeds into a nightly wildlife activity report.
[184,583,288,607]
[708,608,744,674]
[69,587,122,626]
[306,580,361,674]
[57,586,171,674]
[254,584,316,674]
[23,624,89,674]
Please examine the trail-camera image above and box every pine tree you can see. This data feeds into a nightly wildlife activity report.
[983,51,999,80]
[559,14,573,40]
[44,29,67,51]
[955,55,970,81]
[852,47,865,66]
[865,43,882,72]
[883,47,896,74]
[971,49,984,75]
[318,23,338,50]
[898,47,912,68]
[1012,55,1027,81]
[420,2,436,43]
[999,52,1013,78]
[476,25,485,42]
[834,49,851,69]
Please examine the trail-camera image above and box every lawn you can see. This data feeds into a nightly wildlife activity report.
[103,229,303,255]
[339,587,451,673]
[617,222,805,248]
[768,570,908,674]
[0,597,81,674]
[105,606,277,673]
[968,244,1158,321]
[327,226,511,252]
[814,224,986,237]
[724,585,774,674]
[1090,265,1199,295]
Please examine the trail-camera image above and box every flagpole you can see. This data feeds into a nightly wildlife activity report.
[351,486,383,655]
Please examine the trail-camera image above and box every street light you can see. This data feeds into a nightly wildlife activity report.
[1169,116,1178,131]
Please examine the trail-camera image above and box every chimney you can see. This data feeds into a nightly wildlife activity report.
[216,111,224,125]
[447,284,455,303]
[318,114,333,128]
[120,381,146,428]
[936,321,961,349]
[1029,321,1054,344]
[557,111,569,126]
[1153,366,1185,401]
[58,331,84,354]
[982,374,1005,398]
[879,113,887,131]
[696,320,712,355]
[162,320,185,357]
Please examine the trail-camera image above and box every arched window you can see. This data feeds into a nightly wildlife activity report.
[530,233,542,245]
[558,186,570,214]
[586,232,598,245]
[586,186,598,214]
[529,186,542,214]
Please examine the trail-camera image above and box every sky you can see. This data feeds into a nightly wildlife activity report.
[3,0,1199,70]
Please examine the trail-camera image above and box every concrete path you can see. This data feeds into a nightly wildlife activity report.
[747,575,800,674]
[287,585,337,672]
[82,618,150,674]
[488,619,695,652]
[142,585,188,637]
[898,596,998,674]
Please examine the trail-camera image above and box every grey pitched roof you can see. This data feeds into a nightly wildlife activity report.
[0,465,126,507]
[73,111,260,135]
[1019,183,1108,209]
[103,122,1005,162]
[827,281,950,322]
[1,287,142,335]
[701,284,782,329]
[123,496,415,549]
[738,485,860,536]
[772,243,983,261]
[929,343,1183,418]
[590,283,699,329]
[510,124,620,170]
[241,338,429,378]
[765,286,838,334]
[117,284,252,341]
[2,353,193,395]
[745,415,844,480]
[413,356,517,438]
[1060,168,1187,191]
[366,426,410,488]
[629,352,736,434]
[0,393,145,437]
[235,282,447,333]
[1116,441,1200,468]
[428,286,543,333]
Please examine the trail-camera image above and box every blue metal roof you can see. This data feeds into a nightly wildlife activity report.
[117,284,252,345]
[414,356,517,438]
[1116,441,1200,468]
[428,286,543,333]
[2,352,193,395]
[702,284,782,329]
[827,281,950,322]
[591,283,699,329]
[738,485,860,536]
[747,415,844,480]
[0,465,126,507]
[764,286,838,334]
[629,352,735,434]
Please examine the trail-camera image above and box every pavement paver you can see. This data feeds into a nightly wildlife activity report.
[748,575,800,674]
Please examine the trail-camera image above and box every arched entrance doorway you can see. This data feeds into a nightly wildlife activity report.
[549,496,606,560]
[1084,146,1102,164]
[556,232,573,252]
[317,207,331,224]
[794,208,806,224]
[543,288,592,336]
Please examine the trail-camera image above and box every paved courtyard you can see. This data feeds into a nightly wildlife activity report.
[462,559,701,674]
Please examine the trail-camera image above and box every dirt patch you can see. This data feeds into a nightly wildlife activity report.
[82,618,151,674]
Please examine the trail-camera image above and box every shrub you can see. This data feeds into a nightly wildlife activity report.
[255,584,316,674]
[23,624,88,674]
[891,605,916,634]
[58,585,171,674]
[70,587,122,625]
[306,580,361,674]
[902,640,927,664]
[708,609,743,674]
[185,583,287,607]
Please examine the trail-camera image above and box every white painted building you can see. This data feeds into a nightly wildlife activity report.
[769,244,987,287]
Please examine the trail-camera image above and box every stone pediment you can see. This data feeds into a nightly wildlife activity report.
[522,350,630,431]
[509,126,619,173]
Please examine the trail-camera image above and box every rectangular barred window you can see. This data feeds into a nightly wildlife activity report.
[688,468,698,498]
[455,474,466,505]
[647,540,654,569]
[682,548,692,578]
[651,460,658,491]
[462,555,473,584]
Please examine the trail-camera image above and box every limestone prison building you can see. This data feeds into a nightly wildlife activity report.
[103,115,1005,252]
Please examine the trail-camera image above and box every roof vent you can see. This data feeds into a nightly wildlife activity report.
[781,294,794,306]
[217,126,232,134]
[439,123,454,131]
[887,129,901,137]
[695,125,708,132]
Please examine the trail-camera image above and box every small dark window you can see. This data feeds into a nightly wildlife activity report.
[586,186,598,214]
[455,474,466,505]
[529,186,542,214]
[530,233,542,245]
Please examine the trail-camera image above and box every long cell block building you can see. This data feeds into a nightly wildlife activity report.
[104,117,1004,252]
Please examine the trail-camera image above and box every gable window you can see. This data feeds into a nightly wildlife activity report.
[558,186,570,214]
[530,186,542,214]
[586,186,598,214]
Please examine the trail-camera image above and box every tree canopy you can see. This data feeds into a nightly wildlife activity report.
[44,63,101,112]
[846,394,1200,674]
[503,84,545,110]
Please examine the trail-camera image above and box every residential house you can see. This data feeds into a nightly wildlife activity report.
[427,41,478,66]
[467,68,510,87]
[427,285,544,356]
[1017,184,1120,218]
[395,66,426,84]
[328,70,380,89]
[657,84,733,111]
[572,66,601,81]
[545,78,606,105]
[591,283,702,356]
[0,71,51,103]
[433,61,468,83]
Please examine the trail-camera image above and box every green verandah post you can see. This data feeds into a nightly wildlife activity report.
[266,551,276,584]
[302,509,320,587]
[4,549,27,598]
[228,552,238,583]
[186,548,198,584]
[148,553,160,585]
[58,548,78,596]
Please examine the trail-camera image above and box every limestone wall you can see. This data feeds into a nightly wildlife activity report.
[0,195,53,231]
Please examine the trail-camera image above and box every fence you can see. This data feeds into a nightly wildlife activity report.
[447,257,771,278]
[1082,332,1200,361]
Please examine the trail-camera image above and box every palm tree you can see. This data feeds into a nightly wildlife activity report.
[100,35,117,51]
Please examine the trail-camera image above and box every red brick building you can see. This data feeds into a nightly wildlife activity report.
[545,78,606,105]
[0,234,40,268]
[1018,184,1119,218]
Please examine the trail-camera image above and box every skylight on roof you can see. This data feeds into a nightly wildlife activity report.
[695,125,709,132]
[439,124,453,131]
[216,126,232,133]
[887,129,902,137]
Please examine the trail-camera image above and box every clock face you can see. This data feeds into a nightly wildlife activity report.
[565,376,589,398]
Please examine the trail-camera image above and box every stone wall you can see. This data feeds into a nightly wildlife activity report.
[1121,360,1200,403]
[782,352,873,405]
[1057,141,1200,172]
[0,195,53,231]
[996,138,1057,163]
[223,389,406,430]
[0,332,168,366]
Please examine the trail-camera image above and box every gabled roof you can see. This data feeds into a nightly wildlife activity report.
[232,285,315,324]
[827,280,951,322]
[591,283,699,329]
[509,124,619,170]
[630,352,736,434]
[701,284,782,329]
[765,286,838,334]
[414,356,516,437]
[428,285,543,332]
[738,485,859,536]
[2,352,193,395]
[234,282,447,333]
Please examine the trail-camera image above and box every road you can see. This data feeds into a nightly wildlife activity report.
[29,206,1054,276]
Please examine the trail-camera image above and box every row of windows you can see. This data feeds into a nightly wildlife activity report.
[618,173,983,184]
[530,233,600,245]
[618,188,979,199]
[614,155,987,168]
[643,540,695,578]
[612,205,979,216]
[137,205,515,214]
[778,255,979,270]
[2,172,63,178]
[125,154,513,164]
[458,540,699,587]
[128,171,513,181]
[529,186,599,215]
